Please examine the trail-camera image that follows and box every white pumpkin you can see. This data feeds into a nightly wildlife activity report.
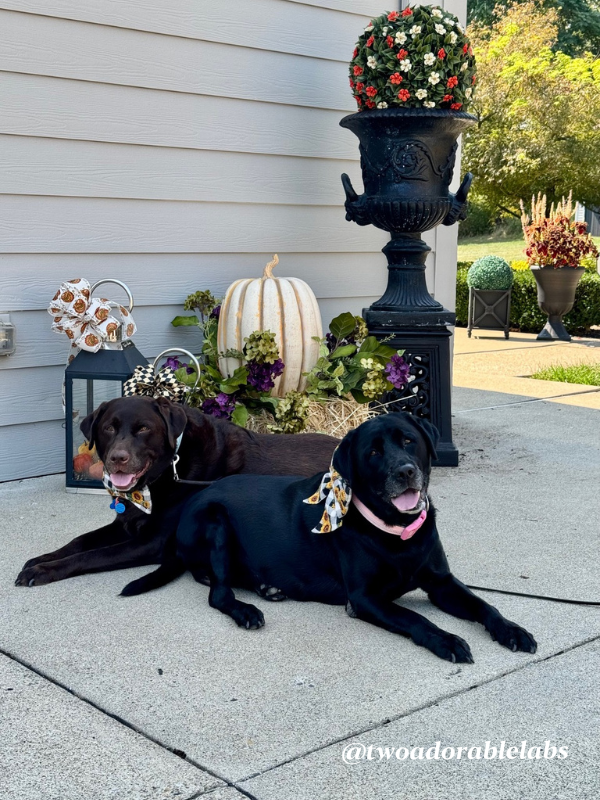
[217,255,322,397]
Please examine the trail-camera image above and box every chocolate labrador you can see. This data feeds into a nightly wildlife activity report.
[15,396,338,587]
[126,412,537,663]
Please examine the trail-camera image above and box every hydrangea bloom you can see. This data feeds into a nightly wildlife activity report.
[385,354,410,390]
[201,392,237,419]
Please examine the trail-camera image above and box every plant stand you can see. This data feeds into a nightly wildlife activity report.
[467,288,511,339]
[340,108,476,466]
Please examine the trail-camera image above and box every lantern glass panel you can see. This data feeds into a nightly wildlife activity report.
[71,378,122,483]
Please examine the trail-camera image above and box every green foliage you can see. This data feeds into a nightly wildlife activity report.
[243,330,280,364]
[467,255,514,289]
[456,265,600,332]
[268,391,311,434]
[350,6,476,110]
[530,362,600,385]
[458,199,495,237]
[464,1,600,214]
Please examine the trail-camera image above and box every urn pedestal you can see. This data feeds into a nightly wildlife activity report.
[340,108,476,466]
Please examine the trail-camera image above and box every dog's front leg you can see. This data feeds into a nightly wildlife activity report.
[347,591,474,663]
[421,572,537,654]
[18,521,127,574]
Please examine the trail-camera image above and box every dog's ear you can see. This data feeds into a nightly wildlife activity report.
[80,401,110,451]
[155,397,187,450]
[332,427,356,483]
[409,415,439,460]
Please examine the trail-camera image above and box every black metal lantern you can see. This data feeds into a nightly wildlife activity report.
[64,280,146,491]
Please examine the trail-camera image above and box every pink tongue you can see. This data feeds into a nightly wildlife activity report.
[392,490,420,512]
[110,472,136,489]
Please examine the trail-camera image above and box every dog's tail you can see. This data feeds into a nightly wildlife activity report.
[120,557,185,597]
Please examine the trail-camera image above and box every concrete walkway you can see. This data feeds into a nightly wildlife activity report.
[1,346,599,797]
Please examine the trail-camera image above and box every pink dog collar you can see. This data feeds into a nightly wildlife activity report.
[352,495,428,540]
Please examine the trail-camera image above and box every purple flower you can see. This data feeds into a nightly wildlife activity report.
[210,304,221,320]
[165,356,182,370]
[385,354,410,390]
[201,392,236,419]
[246,358,284,393]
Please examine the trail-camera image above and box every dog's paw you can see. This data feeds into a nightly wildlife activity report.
[230,602,265,630]
[15,563,56,587]
[489,620,537,653]
[255,583,287,602]
[425,632,474,664]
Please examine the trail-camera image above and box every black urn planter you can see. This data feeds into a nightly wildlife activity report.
[340,108,476,466]
[530,266,584,341]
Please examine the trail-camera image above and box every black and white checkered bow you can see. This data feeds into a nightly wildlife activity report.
[123,364,188,403]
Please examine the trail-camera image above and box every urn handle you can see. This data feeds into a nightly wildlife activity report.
[442,172,473,227]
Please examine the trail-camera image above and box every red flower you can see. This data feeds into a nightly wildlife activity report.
[386,35,394,47]
[353,47,358,58]
[438,48,446,59]
[450,102,463,110]
[401,7,413,16]
[353,65,364,76]
[349,78,355,89]
[366,85,378,97]
[462,44,468,54]
[390,72,403,85]
[356,96,362,106]
[388,11,400,21]
[472,74,477,84]
[442,94,453,102]
[366,99,376,108]
[355,82,365,93]
[398,88,411,101]
[366,35,375,47]
[447,76,458,88]
[397,48,409,60]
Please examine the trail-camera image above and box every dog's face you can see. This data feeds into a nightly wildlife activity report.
[334,412,439,526]
[80,396,187,492]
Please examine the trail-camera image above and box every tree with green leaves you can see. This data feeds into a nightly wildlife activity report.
[463,1,600,215]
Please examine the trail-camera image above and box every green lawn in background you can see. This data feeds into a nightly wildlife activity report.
[457,233,600,263]
[531,363,600,386]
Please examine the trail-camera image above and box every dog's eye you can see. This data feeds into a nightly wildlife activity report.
[403,438,413,446]
[105,425,115,434]
[369,449,381,457]
[137,426,149,433]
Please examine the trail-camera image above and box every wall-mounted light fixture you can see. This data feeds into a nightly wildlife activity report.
[0,314,16,356]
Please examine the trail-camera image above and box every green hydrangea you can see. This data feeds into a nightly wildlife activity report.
[354,316,369,344]
[467,256,514,290]
[268,391,310,434]
[362,366,389,399]
[243,331,281,365]
[183,290,219,315]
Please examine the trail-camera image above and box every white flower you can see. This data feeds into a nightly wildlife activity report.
[428,71,441,85]
[377,101,388,109]
[460,61,468,71]
[382,26,389,34]
[409,25,422,36]
[395,31,407,44]
[367,56,378,69]
[416,89,428,99]
[431,9,443,18]
[424,101,436,108]
[456,22,464,33]
[444,18,455,27]
[364,24,374,32]
[465,87,472,98]
[435,24,446,35]
[399,59,412,72]
[360,357,375,369]
[449,32,457,44]
[423,52,436,66]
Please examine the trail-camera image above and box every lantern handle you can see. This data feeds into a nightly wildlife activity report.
[90,279,134,312]
[153,349,201,390]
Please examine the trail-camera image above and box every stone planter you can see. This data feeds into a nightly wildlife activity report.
[467,288,512,339]
[530,265,584,341]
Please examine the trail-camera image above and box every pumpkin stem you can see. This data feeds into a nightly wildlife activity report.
[263,254,279,279]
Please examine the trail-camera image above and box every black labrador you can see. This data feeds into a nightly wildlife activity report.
[15,396,337,588]
[125,412,537,663]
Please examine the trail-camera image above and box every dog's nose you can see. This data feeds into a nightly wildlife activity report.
[397,464,415,480]
[108,449,130,466]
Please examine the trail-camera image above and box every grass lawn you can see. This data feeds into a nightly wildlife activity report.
[457,233,600,263]
[531,363,600,386]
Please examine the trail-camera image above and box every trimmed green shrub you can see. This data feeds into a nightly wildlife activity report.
[456,267,600,333]
[467,256,514,290]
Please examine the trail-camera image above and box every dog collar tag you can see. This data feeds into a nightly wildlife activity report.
[110,497,126,514]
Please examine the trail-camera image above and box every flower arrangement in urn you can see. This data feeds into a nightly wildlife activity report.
[349,6,476,111]
[520,192,599,340]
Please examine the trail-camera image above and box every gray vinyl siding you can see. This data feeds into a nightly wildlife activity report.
[0,0,464,481]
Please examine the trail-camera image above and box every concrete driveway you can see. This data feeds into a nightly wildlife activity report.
[1,370,599,799]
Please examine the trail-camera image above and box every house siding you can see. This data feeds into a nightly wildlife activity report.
[0,0,465,481]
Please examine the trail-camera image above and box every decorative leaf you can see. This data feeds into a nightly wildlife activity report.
[330,344,357,359]
[171,315,199,327]
[358,336,380,353]
[351,389,370,404]
[231,404,249,428]
[329,312,357,341]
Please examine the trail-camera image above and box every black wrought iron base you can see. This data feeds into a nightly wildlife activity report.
[366,309,458,467]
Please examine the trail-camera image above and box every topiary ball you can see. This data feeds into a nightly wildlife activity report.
[467,256,514,290]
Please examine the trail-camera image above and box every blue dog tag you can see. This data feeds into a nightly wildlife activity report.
[110,498,126,514]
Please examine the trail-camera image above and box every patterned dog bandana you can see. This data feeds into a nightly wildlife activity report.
[303,461,352,534]
[123,364,188,403]
[102,474,152,515]
[48,278,136,359]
